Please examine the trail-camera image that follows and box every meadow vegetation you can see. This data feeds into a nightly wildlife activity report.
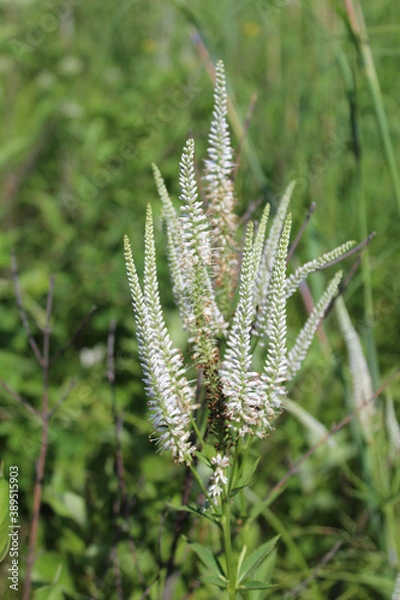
[0,1,399,598]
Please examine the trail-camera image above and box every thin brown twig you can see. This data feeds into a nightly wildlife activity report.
[190,29,215,82]
[108,319,123,502]
[7,259,97,599]
[107,318,117,387]
[43,276,55,368]
[316,231,376,270]
[292,230,375,337]
[165,467,195,580]
[47,379,77,420]
[49,305,97,367]
[107,319,146,589]
[0,379,40,417]
[16,272,95,599]
[163,376,203,594]
[237,196,264,226]
[324,236,372,321]
[297,243,363,349]
[108,318,124,600]
[23,276,55,600]
[344,0,361,37]
[284,540,343,598]
[299,280,329,347]
[140,577,159,600]
[286,202,317,264]
[291,230,374,342]
[108,318,127,509]
[298,229,375,344]
[111,545,123,600]
[340,251,363,293]
[11,252,42,365]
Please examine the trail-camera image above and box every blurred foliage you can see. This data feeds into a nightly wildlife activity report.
[0,0,399,598]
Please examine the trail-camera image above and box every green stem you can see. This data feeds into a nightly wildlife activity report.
[345,0,400,214]
[383,503,400,568]
[221,497,236,598]
[189,463,213,507]
[190,417,211,461]
[335,35,380,387]
[368,431,399,568]
[228,439,241,496]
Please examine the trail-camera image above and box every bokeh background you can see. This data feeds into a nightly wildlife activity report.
[1,1,399,598]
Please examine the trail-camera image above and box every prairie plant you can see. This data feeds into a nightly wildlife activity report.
[337,298,400,569]
[124,61,357,596]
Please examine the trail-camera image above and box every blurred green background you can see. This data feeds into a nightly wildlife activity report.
[0,1,399,598]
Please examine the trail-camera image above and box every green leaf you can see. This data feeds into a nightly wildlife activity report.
[34,584,65,600]
[239,580,275,591]
[167,503,217,524]
[238,536,280,584]
[32,552,74,591]
[195,447,215,466]
[42,491,87,528]
[231,458,260,496]
[0,533,9,564]
[384,490,400,507]
[201,574,227,589]
[190,543,225,578]
[236,544,248,580]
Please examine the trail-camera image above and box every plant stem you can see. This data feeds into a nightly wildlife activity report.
[23,277,54,600]
[344,0,400,214]
[23,416,49,600]
[221,498,236,598]
[189,464,212,506]
[383,504,400,568]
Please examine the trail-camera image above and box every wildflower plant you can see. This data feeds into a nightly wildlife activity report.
[124,61,355,596]
[336,297,400,569]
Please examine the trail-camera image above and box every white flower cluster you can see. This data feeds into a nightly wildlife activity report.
[178,139,227,346]
[220,212,275,438]
[203,60,238,304]
[125,60,352,459]
[124,208,196,465]
[336,296,375,443]
[208,453,230,500]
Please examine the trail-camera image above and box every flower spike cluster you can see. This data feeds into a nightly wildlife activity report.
[336,296,375,443]
[203,60,238,312]
[254,181,295,335]
[220,205,274,437]
[208,453,230,500]
[152,163,187,322]
[179,140,226,333]
[125,60,355,463]
[287,270,343,380]
[124,208,196,465]
[262,214,292,408]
